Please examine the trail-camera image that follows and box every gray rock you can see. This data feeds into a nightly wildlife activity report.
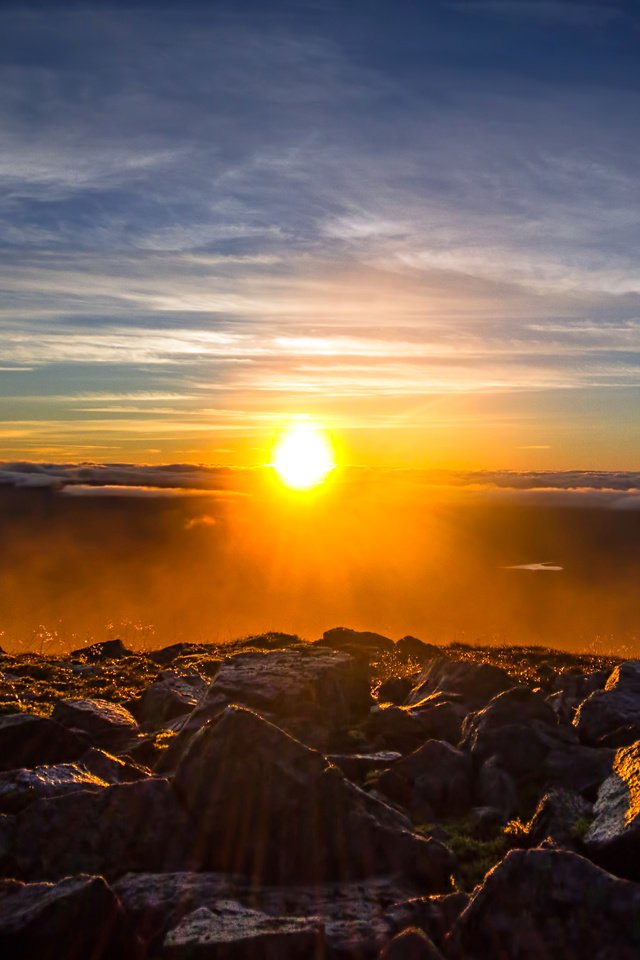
[172,705,454,888]
[447,848,640,960]
[0,763,107,814]
[387,892,469,952]
[52,698,138,744]
[327,751,401,784]
[318,626,395,657]
[475,757,518,819]
[406,658,512,709]
[70,638,131,661]
[13,778,191,880]
[0,874,139,959]
[161,902,324,959]
[0,713,87,772]
[79,747,150,783]
[574,661,640,746]
[522,788,592,849]
[181,647,372,750]
[377,740,472,818]
[585,740,640,879]
[131,670,207,728]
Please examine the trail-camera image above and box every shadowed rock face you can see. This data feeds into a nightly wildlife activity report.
[0,874,139,960]
[377,740,472,818]
[0,714,88,772]
[52,699,138,743]
[172,705,454,888]
[406,658,512,710]
[574,661,640,745]
[585,739,640,878]
[0,763,108,814]
[447,848,640,960]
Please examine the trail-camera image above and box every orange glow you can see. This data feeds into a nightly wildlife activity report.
[272,420,335,489]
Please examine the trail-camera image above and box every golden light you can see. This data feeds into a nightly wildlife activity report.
[273,420,335,490]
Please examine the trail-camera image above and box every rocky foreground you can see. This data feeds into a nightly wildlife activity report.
[1,628,640,958]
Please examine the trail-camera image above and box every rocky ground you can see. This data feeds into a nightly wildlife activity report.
[1,627,640,958]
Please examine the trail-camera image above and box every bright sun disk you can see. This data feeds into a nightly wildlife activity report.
[273,421,335,489]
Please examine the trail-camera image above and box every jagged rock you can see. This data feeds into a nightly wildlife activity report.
[376,676,415,704]
[0,713,87,772]
[79,748,150,784]
[181,647,372,749]
[387,892,469,953]
[584,740,640,879]
[0,763,107,813]
[327,751,401,784]
[377,740,473,818]
[161,902,324,959]
[115,872,415,958]
[447,848,640,960]
[522,788,592,849]
[574,661,640,746]
[131,670,207,728]
[0,874,139,959]
[52,699,138,745]
[461,685,558,746]
[406,658,512,709]
[12,778,191,880]
[379,927,445,959]
[70,639,131,662]
[317,626,395,658]
[475,757,518,819]
[548,669,608,721]
[394,637,440,662]
[172,705,454,887]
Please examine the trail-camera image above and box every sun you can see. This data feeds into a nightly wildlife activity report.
[273,421,335,490]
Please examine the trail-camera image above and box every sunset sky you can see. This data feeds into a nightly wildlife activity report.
[1,0,639,469]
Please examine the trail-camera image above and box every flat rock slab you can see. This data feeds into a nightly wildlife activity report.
[447,848,640,960]
[0,874,138,960]
[52,699,138,741]
[0,763,107,814]
[161,902,324,959]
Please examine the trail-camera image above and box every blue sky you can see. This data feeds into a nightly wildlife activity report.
[1,0,639,467]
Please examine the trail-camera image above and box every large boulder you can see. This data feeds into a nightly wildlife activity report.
[0,763,107,814]
[183,648,372,748]
[161,902,324,959]
[447,848,640,960]
[377,740,473,819]
[574,661,640,746]
[0,714,87,772]
[52,699,138,746]
[365,700,464,754]
[70,639,131,662]
[0,874,139,959]
[584,739,640,879]
[406,658,512,709]
[394,637,440,662]
[172,705,454,888]
[12,778,191,880]
[317,627,395,658]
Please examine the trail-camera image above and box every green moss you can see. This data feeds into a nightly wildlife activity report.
[570,815,592,842]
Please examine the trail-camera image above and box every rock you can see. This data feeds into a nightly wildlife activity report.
[79,748,150,784]
[131,670,207,728]
[406,658,512,709]
[394,637,440,662]
[387,892,469,953]
[52,699,138,745]
[595,723,640,748]
[379,927,445,959]
[522,788,592,849]
[475,757,518,819]
[70,639,131,662]
[543,743,612,799]
[377,740,473,818]
[0,763,107,813]
[0,713,87,772]
[115,872,413,958]
[0,874,139,959]
[584,740,640,879]
[318,626,395,657]
[148,643,212,666]
[238,632,302,650]
[461,685,558,746]
[13,778,191,880]
[376,676,415,704]
[182,648,372,749]
[447,848,640,960]
[409,700,465,745]
[365,700,464,754]
[161,902,324,959]
[327,751,401,784]
[574,660,640,746]
[172,705,454,888]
